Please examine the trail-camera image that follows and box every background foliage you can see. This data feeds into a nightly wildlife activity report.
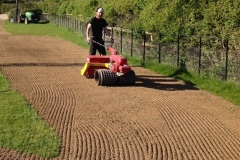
[2,0,240,40]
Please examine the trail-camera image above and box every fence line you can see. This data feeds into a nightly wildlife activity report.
[44,14,240,83]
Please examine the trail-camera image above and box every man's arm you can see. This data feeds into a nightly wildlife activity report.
[104,27,112,38]
[86,23,92,43]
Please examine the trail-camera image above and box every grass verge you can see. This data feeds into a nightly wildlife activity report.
[3,21,89,49]
[0,72,60,158]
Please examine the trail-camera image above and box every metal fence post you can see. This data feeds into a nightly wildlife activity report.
[111,27,113,38]
[177,34,180,68]
[158,32,162,63]
[77,19,79,33]
[225,38,229,81]
[131,30,133,57]
[120,29,123,53]
[63,16,65,27]
[15,0,19,23]
[143,31,146,66]
[199,36,202,75]
[75,18,77,31]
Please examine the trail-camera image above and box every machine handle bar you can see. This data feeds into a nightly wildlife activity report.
[91,39,114,48]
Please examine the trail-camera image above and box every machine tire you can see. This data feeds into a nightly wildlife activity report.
[94,69,118,86]
[117,70,136,86]
[25,18,28,24]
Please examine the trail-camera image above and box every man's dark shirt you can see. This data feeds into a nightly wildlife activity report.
[88,17,108,38]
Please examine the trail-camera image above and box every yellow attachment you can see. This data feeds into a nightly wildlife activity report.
[80,62,110,75]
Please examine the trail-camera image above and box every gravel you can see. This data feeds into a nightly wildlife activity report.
[0,14,8,20]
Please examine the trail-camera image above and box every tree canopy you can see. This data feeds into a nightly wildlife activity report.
[36,0,240,39]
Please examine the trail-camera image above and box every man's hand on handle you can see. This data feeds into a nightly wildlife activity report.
[87,37,90,44]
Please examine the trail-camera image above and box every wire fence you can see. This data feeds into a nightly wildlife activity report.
[44,14,240,83]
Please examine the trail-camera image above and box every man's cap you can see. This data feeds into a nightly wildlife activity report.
[97,7,104,13]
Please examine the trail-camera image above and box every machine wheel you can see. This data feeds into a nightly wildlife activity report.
[25,18,28,24]
[117,70,136,86]
[94,69,118,86]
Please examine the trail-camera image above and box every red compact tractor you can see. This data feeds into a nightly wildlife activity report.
[80,40,135,86]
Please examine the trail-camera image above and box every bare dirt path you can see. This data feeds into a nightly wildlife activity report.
[0,19,240,160]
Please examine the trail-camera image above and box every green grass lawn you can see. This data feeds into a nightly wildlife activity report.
[3,21,89,48]
[0,72,60,158]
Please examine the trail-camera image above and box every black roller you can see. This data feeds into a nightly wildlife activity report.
[94,69,118,86]
[117,70,136,86]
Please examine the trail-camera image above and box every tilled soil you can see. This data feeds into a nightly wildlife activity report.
[0,19,240,160]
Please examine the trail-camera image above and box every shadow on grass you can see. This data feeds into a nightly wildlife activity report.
[135,74,198,91]
[132,66,198,91]
[37,21,50,24]
[20,21,50,24]
[168,67,196,86]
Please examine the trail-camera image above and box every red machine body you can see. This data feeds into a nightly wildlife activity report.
[81,43,135,86]
[87,55,110,63]
[81,45,133,77]
[109,54,131,73]
[83,55,109,77]
[108,47,131,73]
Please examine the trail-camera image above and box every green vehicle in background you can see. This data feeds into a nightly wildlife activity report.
[17,9,43,24]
